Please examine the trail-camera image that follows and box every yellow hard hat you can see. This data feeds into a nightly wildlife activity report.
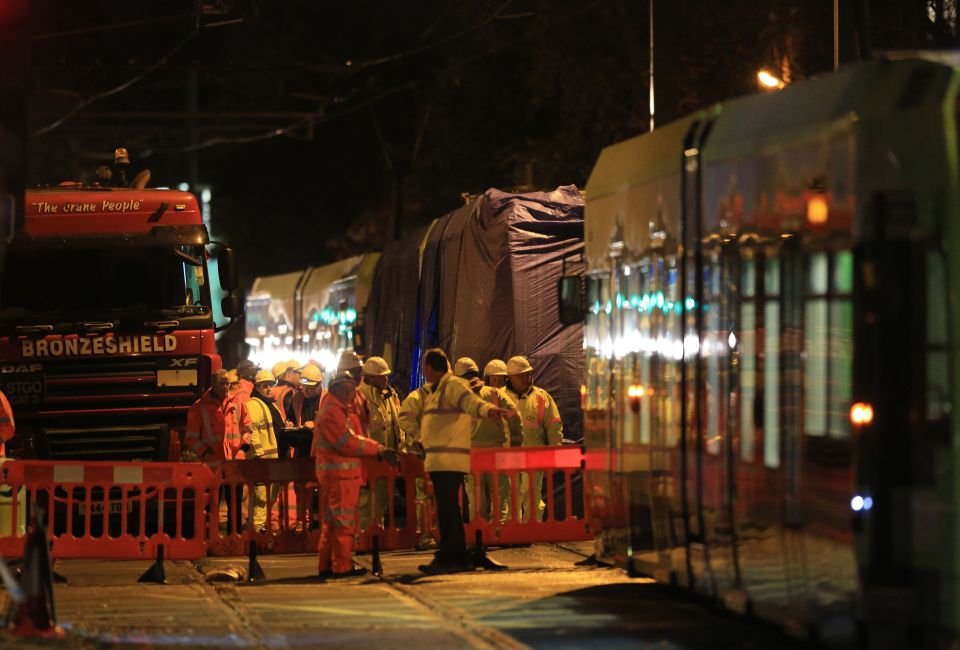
[483,359,507,376]
[271,360,296,379]
[506,355,533,375]
[453,357,479,377]
[300,364,323,386]
[362,356,391,376]
[254,369,277,385]
[225,369,239,383]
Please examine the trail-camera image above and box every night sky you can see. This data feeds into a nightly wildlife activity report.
[27,0,951,288]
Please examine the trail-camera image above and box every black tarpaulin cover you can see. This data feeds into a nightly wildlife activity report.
[365,222,433,393]
[368,185,584,440]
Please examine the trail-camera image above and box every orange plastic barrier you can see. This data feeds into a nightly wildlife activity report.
[464,446,591,545]
[0,461,212,560]
[0,448,593,561]
[205,456,425,556]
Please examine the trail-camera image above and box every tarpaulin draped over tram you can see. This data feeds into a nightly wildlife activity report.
[365,223,435,392]
[367,185,585,440]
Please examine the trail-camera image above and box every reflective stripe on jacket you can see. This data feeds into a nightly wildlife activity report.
[245,397,280,459]
[421,373,492,473]
[514,385,563,446]
[0,392,14,457]
[223,393,252,459]
[313,391,381,479]
[319,389,371,434]
[184,389,227,463]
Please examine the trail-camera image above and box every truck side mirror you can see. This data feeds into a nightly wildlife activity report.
[221,294,244,319]
[217,246,239,293]
[557,275,585,326]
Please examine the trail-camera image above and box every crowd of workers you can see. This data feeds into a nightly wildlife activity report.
[184,348,564,578]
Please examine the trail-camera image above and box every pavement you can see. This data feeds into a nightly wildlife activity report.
[0,542,818,649]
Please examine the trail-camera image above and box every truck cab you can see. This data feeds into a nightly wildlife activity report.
[0,182,241,461]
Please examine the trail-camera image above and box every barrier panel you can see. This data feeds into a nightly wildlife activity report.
[0,447,593,561]
[0,461,213,560]
[464,446,591,545]
[205,456,426,556]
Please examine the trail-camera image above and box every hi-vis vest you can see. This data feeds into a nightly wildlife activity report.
[421,373,492,473]
[514,385,563,446]
[358,382,403,450]
[245,397,279,459]
[398,385,430,446]
[472,386,520,448]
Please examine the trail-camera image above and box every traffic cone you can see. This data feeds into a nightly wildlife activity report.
[7,510,65,638]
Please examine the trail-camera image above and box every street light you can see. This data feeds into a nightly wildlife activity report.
[757,69,785,90]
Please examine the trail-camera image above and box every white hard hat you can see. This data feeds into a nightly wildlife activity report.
[484,359,507,376]
[362,356,391,376]
[337,350,362,371]
[300,364,323,386]
[254,369,277,385]
[506,355,533,375]
[453,357,479,377]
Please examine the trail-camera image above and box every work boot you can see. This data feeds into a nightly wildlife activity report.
[330,565,367,579]
[317,569,334,579]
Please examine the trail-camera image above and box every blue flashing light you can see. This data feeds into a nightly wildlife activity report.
[656,291,665,308]
[862,496,873,511]
[615,293,623,309]
[605,300,612,315]
[850,495,865,512]
[685,297,696,310]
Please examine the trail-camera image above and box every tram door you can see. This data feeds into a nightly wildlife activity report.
[697,237,742,601]
[622,249,685,582]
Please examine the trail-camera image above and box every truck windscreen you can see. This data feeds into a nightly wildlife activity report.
[0,243,210,324]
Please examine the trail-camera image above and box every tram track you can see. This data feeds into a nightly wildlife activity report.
[353,555,529,650]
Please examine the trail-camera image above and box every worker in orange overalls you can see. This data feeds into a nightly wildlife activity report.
[183,369,231,466]
[314,372,399,579]
[221,367,253,533]
[0,390,15,456]
[322,351,371,433]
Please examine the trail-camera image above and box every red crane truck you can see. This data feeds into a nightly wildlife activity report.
[0,169,242,462]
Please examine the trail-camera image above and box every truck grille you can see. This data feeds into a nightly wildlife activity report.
[40,424,170,462]
[42,358,196,411]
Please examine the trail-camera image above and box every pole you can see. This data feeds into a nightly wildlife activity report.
[833,0,839,71]
[649,0,655,131]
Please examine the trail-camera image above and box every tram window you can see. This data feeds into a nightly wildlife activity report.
[584,274,608,410]
[927,251,951,421]
[803,249,854,439]
[804,297,829,436]
[705,253,723,456]
[763,257,781,468]
[664,257,681,447]
[637,262,653,445]
[740,256,758,462]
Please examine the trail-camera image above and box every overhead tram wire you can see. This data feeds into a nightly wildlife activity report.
[150,0,605,156]
[31,25,199,138]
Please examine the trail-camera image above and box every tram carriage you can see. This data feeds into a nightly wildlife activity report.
[575,53,960,646]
